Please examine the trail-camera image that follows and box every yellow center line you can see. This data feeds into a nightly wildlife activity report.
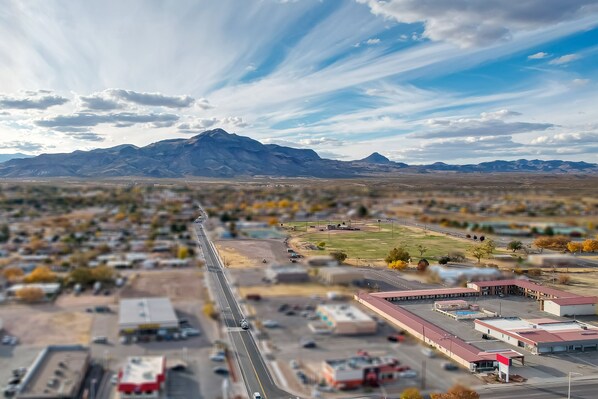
[238,331,268,399]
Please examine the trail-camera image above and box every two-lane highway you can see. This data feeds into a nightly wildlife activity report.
[479,378,598,399]
[195,222,291,399]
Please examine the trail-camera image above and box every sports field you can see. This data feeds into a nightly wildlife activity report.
[287,221,472,264]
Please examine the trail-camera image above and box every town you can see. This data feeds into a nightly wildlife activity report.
[0,177,597,399]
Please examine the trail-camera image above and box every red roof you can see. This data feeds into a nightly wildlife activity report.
[548,296,598,306]
[370,287,478,299]
[471,279,582,299]
[357,293,509,363]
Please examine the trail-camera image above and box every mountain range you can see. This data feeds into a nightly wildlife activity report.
[0,129,596,178]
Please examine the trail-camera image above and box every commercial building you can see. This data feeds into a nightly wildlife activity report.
[355,292,524,372]
[318,266,363,285]
[475,318,598,354]
[373,279,597,317]
[316,304,377,335]
[117,356,166,399]
[528,254,580,268]
[118,297,178,335]
[322,354,400,389]
[265,265,309,283]
[16,345,89,399]
[7,283,61,299]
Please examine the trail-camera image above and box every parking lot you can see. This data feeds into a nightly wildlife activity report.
[400,296,598,382]
[245,295,479,396]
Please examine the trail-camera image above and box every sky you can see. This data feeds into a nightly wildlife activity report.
[0,0,597,164]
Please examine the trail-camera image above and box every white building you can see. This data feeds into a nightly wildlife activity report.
[543,297,597,316]
[117,356,166,399]
[316,304,377,335]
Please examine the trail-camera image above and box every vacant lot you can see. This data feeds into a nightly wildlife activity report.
[0,305,92,345]
[214,238,289,268]
[238,283,353,298]
[119,269,205,303]
[289,222,471,264]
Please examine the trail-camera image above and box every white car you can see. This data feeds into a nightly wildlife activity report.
[110,374,119,385]
[253,393,262,399]
[262,320,279,328]
[289,359,299,369]
[240,319,249,330]
[399,370,418,378]
[210,353,226,362]
[181,327,201,336]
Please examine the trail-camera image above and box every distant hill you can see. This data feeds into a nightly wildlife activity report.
[0,129,596,178]
[0,153,32,163]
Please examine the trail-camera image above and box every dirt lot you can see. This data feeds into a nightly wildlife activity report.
[0,305,92,345]
[119,269,206,302]
[215,238,290,268]
[238,283,353,298]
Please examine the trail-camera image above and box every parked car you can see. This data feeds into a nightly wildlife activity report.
[246,294,261,301]
[442,362,458,371]
[94,306,110,313]
[421,348,435,358]
[262,320,279,328]
[278,304,290,312]
[110,375,118,385]
[285,310,296,316]
[92,336,108,344]
[210,353,226,362]
[387,334,405,343]
[212,367,229,375]
[289,359,299,369]
[398,370,418,378]
[3,385,18,398]
[181,327,201,336]
[12,368,26,378]
[300,339,316,348]
[2,336,17,346]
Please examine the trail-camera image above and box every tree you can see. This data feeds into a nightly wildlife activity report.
[544,226,555,236]
[507,240,523,253]
[567,241,583,254]
[416,244,428,257]
[16,287,45,303]
[444,384,479,399]
[357,205,368,218]
[400,387,423,399]
[582,239,598,253]
[388,260,408,270]
[385,247,410,264]
[203,302,218,319]
[69,267,94,285]
[91,265,115,283]
[178,245,189,259]
[417,259,430,272]
[24,266,56,283]
[557,274,571,285]
[482,239,496,255]
[2,267,24,281]
[533,235,569,252]
[330,251,347,264]
[0,224,9,243]
[469,245,487,263]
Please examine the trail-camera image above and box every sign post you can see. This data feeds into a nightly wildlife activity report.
[496,354,511,383]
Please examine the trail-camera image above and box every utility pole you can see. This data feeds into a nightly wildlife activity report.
[421,359,426,390]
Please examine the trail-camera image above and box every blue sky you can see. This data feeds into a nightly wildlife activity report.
[0,0,597,164]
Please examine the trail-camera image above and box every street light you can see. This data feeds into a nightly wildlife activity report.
[568,372,582,399]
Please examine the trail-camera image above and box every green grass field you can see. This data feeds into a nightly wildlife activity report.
[287,221,472,262]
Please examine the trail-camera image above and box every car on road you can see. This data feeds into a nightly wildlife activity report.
[91,336,108,344]
[240,319,249,330]
[253,393,262,399]
[212,366,229,375]
[263,320,279,328]
[110,375,118,385]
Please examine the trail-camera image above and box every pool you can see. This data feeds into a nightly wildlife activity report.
[454,310,479,316]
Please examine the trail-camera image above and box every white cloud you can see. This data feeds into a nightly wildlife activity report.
[549,54,580,65]
[528,51,549,59]
[365,38,380,45]
[356,0,598,48]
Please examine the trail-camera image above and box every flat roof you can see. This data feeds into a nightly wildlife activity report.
[119,297,178,328]
[17,345,89,399]
[121,356,165,385]
[317,304,375,323]
[476,317,598,344]
[326,355,397,371]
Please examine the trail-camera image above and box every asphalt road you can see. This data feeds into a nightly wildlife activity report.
[479,379,598,399]
[194,221,291,399]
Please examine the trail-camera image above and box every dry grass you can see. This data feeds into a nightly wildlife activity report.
[214,244,254,268]
[238,283,353,298]
[119,269,204,302]
[0,306,93,345]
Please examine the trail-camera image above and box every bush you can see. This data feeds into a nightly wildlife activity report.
[16,287,45,303]
[330,251,347,264]
[439,256,450,265]
[385,247,410,264]
[557,274,571,285]
[527,268,542,277]
[388,260,408,270]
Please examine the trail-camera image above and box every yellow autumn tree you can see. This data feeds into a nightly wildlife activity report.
[24,266,57,283]
[567,241,583,253]
[582,239,598,253]
[388,260,408,270]
[16,287,45,303]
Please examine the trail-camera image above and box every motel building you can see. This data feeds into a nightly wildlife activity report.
[322,353,401,390]
[117,356,166,399]
[475,318,598,354]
